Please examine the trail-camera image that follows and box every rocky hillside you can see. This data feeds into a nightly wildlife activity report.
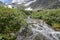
[0,1,4,6]
[1,0,60,10]
[14,0,60,10]
[29,0,60,10]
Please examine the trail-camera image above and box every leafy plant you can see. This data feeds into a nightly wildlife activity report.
[0,6,27,40]
[32,9,60,30]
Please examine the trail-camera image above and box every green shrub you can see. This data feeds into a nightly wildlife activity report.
[32,9,60,30]
[0,6,27,40]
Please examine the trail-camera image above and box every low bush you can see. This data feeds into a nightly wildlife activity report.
[32,9,60,30]
[0,6,27,40]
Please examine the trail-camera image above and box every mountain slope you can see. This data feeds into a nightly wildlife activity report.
[29,0,60,10]
[2,0,60,10]
[14,0,60,10]
[12,0,33,4]
[0,1,4,6]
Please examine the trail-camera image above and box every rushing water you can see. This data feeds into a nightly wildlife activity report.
[16,16,60,40]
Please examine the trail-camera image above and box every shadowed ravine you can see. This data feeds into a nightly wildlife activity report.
[16,16,60,40]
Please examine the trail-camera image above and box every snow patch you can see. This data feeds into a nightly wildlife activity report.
[24,0,36,6]
[25,7,32,11]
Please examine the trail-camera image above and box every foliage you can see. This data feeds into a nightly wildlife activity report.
[0,6,27,40]
[31,9,60,30]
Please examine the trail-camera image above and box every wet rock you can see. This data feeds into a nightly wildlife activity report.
[16,26,33,40]
[16,18,60,40]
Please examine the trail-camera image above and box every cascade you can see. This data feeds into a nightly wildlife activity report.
[16,16,60,40]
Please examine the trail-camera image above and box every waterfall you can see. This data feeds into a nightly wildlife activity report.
[16,16,60,40]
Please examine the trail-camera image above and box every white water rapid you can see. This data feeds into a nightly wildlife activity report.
[16,16,60,40]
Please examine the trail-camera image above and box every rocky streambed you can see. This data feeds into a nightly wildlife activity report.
[16,17,60,40]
